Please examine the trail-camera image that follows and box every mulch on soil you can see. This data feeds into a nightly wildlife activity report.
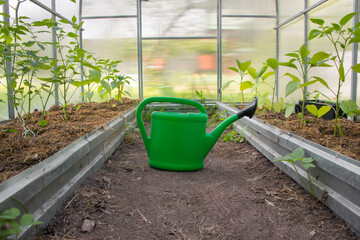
[42,128,359,239]
[0,98,137,183]
[253,110,360,161]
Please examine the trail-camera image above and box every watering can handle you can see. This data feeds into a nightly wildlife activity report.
[136,97,207,154]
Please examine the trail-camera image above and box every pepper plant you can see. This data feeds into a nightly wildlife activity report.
[309,12,360,136]
[280,44,331,124]
[224,59,252,103]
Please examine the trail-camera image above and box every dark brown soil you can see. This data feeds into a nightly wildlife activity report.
[42,127,359,239]
[254,110,360,161]
[0,98,137,183]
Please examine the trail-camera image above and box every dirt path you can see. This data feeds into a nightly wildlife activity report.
[43,129,359,239]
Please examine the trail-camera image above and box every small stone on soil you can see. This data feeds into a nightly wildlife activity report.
[81,219,96,233]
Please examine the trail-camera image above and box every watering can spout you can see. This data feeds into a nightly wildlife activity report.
[204,97,258,157]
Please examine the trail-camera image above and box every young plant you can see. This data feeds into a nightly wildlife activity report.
[273,147,316,198]
[306,104,332,119]
[280,44,331,124]
[222,129,246,143]
[224,60,252,103]
[0,207,42,240]
[309,12,360,136]
[0,1,52,137]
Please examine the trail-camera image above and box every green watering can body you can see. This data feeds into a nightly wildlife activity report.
[136,97,257,171]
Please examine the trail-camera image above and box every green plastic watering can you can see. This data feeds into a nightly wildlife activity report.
[136,97,257,171]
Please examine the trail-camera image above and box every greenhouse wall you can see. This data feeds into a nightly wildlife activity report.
[1,0,360,121]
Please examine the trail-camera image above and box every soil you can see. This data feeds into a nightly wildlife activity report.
[253,109,360,161]
[41,127,359,239]
[0,98,137,183]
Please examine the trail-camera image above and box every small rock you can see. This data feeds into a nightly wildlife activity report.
[251,151,258,157]
[81,219,96,233]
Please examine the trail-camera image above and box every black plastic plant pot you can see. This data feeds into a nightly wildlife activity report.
[295,100,346,120]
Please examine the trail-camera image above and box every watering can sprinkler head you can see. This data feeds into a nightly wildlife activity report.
[136,97,258,171]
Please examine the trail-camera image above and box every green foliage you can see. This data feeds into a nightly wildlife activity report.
[340,100,360,118]
[280,44,331,123]
[305,104,332,119]
[222,129,246,143]
[0,207,42,239]
[309,12,360,136]
[274,147,316,198]
[225,59,252,103]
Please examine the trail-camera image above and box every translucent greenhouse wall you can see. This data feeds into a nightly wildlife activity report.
[1,0,360,121]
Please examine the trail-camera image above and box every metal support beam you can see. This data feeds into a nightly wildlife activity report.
[274,0,328,29]
[142,36,217,40]
[217,0,222,102]
[3,0,14,119]
[137,0,143,99]
[351,0,359,103]
[304,0,309,98]
[82,15,137,20]
[79,0,84,102]
[222,14,277,18]
[275,0,279,100]
[51,0,59,106]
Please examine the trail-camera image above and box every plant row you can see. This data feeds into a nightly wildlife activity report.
[224,12,360,137]
[0,0,132,138]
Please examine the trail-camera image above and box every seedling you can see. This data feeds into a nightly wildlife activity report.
[273,147,316,198]
[0,207,42,240]
[306,104,332,119]
[222,129,247,143]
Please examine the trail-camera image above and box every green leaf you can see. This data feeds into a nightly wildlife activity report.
[228,67,239,73]
[310,18,325,26]
[239,60,251,72]
[100,80,112,93]
[89,69,101,81]
[318,105,331,118]
[285,52,299,58]
[352,63,360,73]
[308,29,322,40]
[339,12,357,26]
[290,147,305,160]
[72,15,77,23]
[20,213,34,226]
[299,44,310,60]
[67,32,78,38]
[302,157,314,164]
[2,208,20,219]
[302,163,316,170]
[349,36,360,44]
[222,80,234,91]
[331,23,341,31]
[266,58,279,69]
[284,73,300,82]
[71,80,94,87]
[299,80,318,88]
[262,71,274,80]
[39,120,48,128]
[340,100,358,114]
[257,65,268,78]
[247,67,257,79]
[313,76,329,89]
[240,81,254,91]
[306,104,318,117]
[279,61,298,69]
[273,101,281,113]
[311,51,330,65]
[285,104,295,118]
[85,91,94,101]
[285,81,300,97]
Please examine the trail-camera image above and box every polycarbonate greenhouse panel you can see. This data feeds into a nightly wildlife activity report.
[222,0,276,16]
[141,0,216,38]
[56,0,79,20]
[82,0,136,17]
[142,39,217,99]
[82,18,139,99]
[278,16,305,102]
[221,17,276,102]
[278,0,304,23]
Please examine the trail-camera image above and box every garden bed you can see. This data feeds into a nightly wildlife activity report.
[0,98,137,183]
[41,126,359,239]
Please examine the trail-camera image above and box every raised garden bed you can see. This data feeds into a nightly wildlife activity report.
[0,101,137,239]
[217,102,360,236]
